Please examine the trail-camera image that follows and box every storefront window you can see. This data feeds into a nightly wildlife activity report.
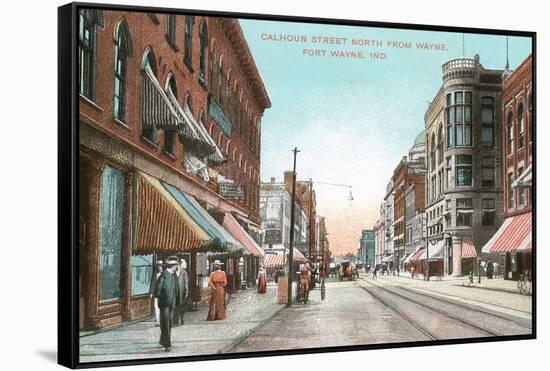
[99,166,125,301]
[131,254,153,296]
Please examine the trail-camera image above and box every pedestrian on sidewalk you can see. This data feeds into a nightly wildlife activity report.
[149,260,164,327]
[173,258,189,326]
[257,265,267,294]
[372,265,378,279]
[207,260,228,321]
[410,266,415,280]
[486,258,494,279]
[155,256,180,352]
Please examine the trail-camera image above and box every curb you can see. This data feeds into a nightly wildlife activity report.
[217,304,287,354]
[452,282,529,296]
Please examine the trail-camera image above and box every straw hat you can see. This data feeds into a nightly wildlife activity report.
[212,259,224,266]
[155,260,164,266]
[165,256,179,265]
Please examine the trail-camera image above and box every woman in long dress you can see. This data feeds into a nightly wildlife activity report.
[207,260,227,321]
[257,266,267,294]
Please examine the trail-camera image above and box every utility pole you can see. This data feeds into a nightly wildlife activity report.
[309,178,314,263]
[287,147,299,307]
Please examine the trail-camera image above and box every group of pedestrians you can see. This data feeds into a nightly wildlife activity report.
[149,257,269,352]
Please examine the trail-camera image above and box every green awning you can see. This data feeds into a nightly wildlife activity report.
[161,182,243,253]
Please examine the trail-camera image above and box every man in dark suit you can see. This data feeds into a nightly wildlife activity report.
[155,256,180,352]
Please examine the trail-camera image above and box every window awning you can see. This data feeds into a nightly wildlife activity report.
[264,254,284,269]
[409,248,425,263]
[161,181,243,253]
[482,212,532,254]
[512,164,532,188]
[461,240,477,258]
[141,65,182,131]
[163,86,224,162]
[263,249,306,269]
[405,247,422,264]
[133,172,209,254]
[428,216,444,227]
[381,254,394,263]
[417,239,445,260]
[222,213,265,258]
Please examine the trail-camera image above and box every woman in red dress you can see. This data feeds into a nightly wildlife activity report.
[257,265,267,294]
[206,260,227,321]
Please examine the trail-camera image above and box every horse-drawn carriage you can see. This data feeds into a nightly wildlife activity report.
[338,261,356,281]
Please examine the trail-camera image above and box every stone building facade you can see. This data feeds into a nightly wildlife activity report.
[425,55,504,276]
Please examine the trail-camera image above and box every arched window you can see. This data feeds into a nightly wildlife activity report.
[166,14,176,46]
[209,47,216,96]
[507,111,514,155]
[184,16,195,68]
[141,49,158,142]
[517,103,525,148]
[430,133,436,170]
[528,93,533,144]
[199,20,208,84]
[163,76,178,156]
[217,60,223,104]
[79,9,103,100]
[437,124,443,164]
[113,20,132,122]
[481,97,494,147]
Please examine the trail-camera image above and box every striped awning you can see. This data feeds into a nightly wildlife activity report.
[264,254,284,269]
[161,181,243,253]
[222,213,264,258]
[141,65,182,130]
[409,248,425,263]
[133,173,208,254]
[461,240,477,258]
[482,212,532,254]
[263,250,306,269]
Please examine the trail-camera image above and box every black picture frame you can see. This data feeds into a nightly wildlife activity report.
[58,2,536,368]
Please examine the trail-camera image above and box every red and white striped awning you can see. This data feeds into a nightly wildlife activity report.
[482,212,532,254]
[263,250,307,269]
[222,213,264,258]
[409,248,425,263]
[461,240,477,258]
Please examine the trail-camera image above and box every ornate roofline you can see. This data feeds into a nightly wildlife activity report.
[220,19,271,110]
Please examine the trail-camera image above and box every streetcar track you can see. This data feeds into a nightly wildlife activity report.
[352,281,437,340]
[354,279,503,339]
[358,277,532,331]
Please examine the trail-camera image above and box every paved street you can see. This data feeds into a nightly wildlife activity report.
[229,275,532,353]
[79,275,532,363]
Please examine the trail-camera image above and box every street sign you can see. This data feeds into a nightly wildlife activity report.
[219,182,245,199]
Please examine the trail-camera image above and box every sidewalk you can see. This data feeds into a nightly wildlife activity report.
[79,283,284,363]
[363,273,532,317]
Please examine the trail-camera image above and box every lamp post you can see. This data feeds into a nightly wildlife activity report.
[287,147,299,307]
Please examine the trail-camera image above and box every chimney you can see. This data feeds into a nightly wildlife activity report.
[270,177,276,183]
[284,171,294,188]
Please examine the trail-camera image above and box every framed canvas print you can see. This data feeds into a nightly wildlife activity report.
[58,2,536,368]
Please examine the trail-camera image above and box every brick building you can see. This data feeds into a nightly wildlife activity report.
[78,8,269,330]
[482,55,533,279]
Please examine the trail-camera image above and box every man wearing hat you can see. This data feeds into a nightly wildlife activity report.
[149,260,164,326]
[173,258,189,326]
[154,256,180,351]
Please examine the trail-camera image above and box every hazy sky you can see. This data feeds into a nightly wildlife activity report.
[239,19,532,256]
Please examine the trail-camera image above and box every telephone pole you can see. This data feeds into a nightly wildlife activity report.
[287,147,299,307]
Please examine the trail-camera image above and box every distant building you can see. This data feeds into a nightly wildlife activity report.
[358,230,376,266]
